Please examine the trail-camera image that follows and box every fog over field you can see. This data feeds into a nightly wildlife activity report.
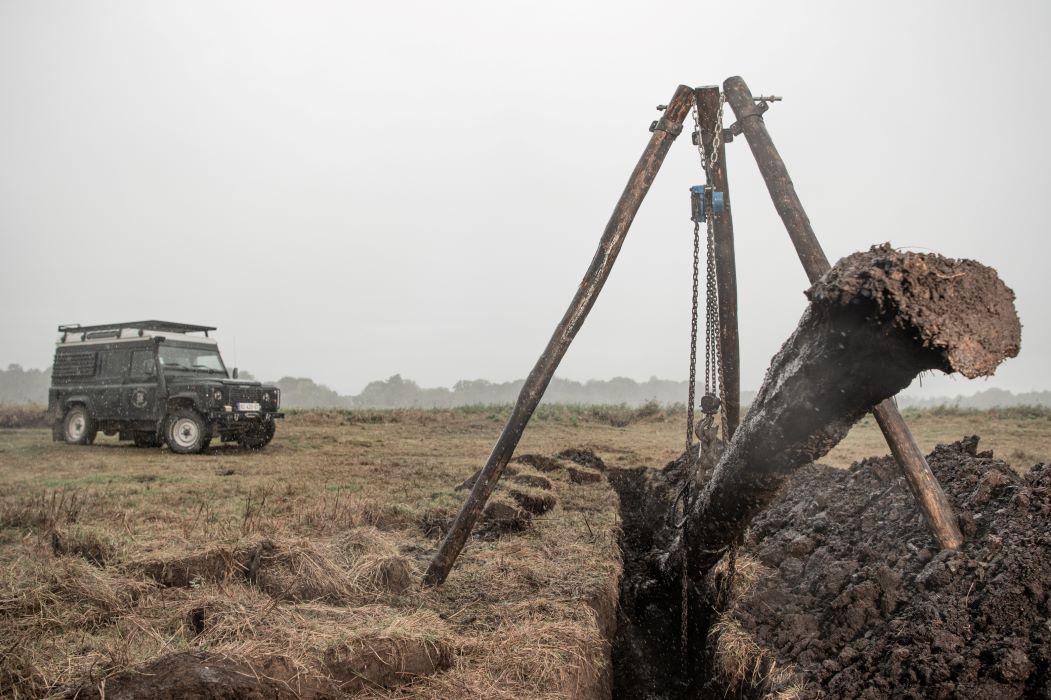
[1,1,1048,400]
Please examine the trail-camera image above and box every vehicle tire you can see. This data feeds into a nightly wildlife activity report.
[239,421,275,450]
[63,405,97,445]
[133,432,162,448]
[165,409,209,454]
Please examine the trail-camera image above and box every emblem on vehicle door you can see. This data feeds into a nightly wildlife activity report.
[131,388,149,408]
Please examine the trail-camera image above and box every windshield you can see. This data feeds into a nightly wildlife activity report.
[158,344,227,375]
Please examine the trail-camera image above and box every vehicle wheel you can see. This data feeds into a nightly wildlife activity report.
[63,405,97,445]
[239,421,275,450]
[133,432,162,448]
[165,409,209,454]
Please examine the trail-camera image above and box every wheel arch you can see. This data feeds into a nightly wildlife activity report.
[62,396,94,414]
[165,394,201,412]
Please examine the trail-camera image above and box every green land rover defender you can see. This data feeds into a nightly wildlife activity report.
[48,321,283,454]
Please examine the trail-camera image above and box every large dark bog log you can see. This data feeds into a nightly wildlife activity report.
[685,244,1020,579]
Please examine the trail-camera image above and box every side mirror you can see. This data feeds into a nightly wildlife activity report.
[143,358,156,376]
[232,368,239,379]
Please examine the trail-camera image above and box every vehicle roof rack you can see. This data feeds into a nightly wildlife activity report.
[58,321,217,340]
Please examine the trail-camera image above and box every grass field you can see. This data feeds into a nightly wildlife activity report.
[0,405,1048,698]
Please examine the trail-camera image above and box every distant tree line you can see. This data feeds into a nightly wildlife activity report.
[0,365,50,404]
[1,363,1048,410]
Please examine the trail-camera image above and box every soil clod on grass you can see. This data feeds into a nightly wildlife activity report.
[480,497,532,536]
[323,637,453,692]
[513,453,566,472]
[557,448,607,471]
[76,652,337,700]
[568,466,603,485]
[508,485,557,514]
[49,527,115,567]
[511,473,554,490]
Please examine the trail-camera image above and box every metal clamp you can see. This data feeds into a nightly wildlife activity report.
[728,96,779,135]
[649,117,683,136]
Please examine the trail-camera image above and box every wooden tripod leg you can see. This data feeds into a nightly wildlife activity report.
[422,85,697,586]
[721,75,963,551]
[694,86,741,438]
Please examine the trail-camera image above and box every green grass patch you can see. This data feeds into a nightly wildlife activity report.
[41,473,185,488]
[902,404,1051,420]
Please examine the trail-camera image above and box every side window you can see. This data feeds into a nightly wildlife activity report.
[52,351,97,379]
[130,350,155,377]
[99,350,131,378]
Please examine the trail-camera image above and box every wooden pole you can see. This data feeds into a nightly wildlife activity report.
[423,85,696,586]
[694,86,741,437]
[721,75,964,551]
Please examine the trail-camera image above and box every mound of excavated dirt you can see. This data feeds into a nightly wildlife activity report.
[711,436,1051,698]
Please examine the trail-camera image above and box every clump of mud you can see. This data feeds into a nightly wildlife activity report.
[710,436,1051,698]
[432,450,611,543]
[556,448,608,471]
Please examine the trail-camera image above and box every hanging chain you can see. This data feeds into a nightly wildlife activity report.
[701,92,725,430]
[682,91,729,668]
[708,89,736,608]
[709,91,726,169]
[710,92,729,439]
[685,219,701,456]
[704,215,719,400]
[679,101,712,667]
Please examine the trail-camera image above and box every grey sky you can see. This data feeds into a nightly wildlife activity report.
[1,1,1047,398]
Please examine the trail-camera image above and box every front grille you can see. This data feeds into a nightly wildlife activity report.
[231,387,263,404]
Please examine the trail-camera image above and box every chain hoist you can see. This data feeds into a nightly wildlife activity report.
[679,92,727,665]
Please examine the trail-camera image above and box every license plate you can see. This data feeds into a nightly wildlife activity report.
[237,402,261,412]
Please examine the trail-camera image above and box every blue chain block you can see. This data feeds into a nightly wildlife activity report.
[690,185,725,223]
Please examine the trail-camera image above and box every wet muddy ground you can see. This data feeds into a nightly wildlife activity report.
[721,436,1050,698]
[611,435,1050,699]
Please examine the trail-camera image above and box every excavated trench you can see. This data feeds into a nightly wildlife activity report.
[607,465,684,698]
[607,449,728,699]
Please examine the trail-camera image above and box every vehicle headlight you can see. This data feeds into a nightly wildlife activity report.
[212,388,223,402]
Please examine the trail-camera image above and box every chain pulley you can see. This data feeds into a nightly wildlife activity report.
[679,92,728,663]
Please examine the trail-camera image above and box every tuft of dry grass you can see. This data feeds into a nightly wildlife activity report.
[0,403,48,429]
[707,554,807,698]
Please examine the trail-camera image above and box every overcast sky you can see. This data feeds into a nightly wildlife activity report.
[1,1,1047,398]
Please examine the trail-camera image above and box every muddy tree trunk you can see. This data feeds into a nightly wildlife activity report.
[685,245,1020,580]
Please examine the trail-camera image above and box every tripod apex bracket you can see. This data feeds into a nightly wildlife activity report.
[690,185,725,223]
